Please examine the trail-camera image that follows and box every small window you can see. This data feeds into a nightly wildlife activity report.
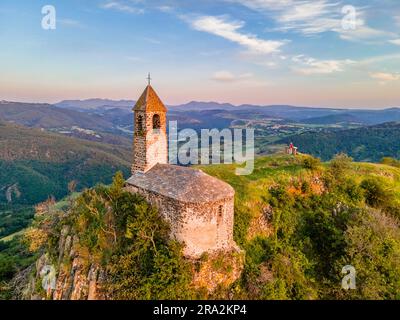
[217,205,224,226]
[153,114,161,130]
[137,115,144,132]
[218,205,223,217]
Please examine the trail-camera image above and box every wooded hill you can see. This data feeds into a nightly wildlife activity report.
[0,121,131,205]
[279,122,400,161]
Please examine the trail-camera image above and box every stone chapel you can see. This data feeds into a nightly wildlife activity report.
[125,82,237,259]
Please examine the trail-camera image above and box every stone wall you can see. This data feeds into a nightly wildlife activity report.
[132,111,167,173]
[125,185,236,259]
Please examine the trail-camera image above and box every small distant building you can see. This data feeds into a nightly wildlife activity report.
[125,80,238,259]
[286,142,298,156]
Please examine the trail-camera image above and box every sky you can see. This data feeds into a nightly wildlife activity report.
[0,0,399,108]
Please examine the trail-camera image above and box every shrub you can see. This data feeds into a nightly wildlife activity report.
[381,157,400,168]
[342,209,400,299]
[329,153,353,177]
[360,177,393,208]
[67,172,194,299]
[302,156,321,171]
[301,181,311,194]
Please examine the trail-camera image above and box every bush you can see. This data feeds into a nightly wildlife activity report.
[269,185,289,206]
[0,254,16,281]
[329,153,353,177]
[302,156,321,171]
[381,157,400,168]
[342,209,400,299]
[360,177,394,209]
[66,172,194,299]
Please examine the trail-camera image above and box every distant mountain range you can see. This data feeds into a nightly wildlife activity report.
[54,99,135,111]
[1,98,400,204]
[2,98,400,165]
[52,98,400,125]
[0,101,115,132]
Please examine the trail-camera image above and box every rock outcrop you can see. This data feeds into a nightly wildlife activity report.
[17,225,107,300]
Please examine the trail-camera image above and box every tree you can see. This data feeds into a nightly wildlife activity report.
[360,177,393,209]
[329,153,353,177]
[67,180,77,194]
[64,172,194,299]
[302,156,321,171]
[342,209,400,299]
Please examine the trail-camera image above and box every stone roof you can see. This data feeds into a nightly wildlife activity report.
[126,164,235,203]
[133,85,167,113]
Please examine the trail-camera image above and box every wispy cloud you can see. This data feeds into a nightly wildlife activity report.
[126,56,145,62]
[142,37,162,45]
[231,0,391,42]
[211,70,253,82]
[370,72,400,84]
[101,1,144,14]
[280,1,337,24]
[292,55,355,75]
[338,19,394,42]
[211,70,270,86]
[231,0,340,33]
[187,15,287,54]
[394,15,400,27]
[357,53,400,66]
[58,19,84,28]
[157,5,174,13]
[389,39,400,46]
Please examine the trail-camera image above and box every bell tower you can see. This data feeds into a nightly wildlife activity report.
[132,75,168,173]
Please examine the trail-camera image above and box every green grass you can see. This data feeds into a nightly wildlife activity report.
[198,154,400,246]
[0,229,26,242]
[197,154,400,299]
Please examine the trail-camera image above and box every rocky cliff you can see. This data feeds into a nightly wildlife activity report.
[15,174,243,300]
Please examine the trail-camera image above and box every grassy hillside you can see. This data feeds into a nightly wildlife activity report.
[0,101,116,131]
[198,154,400,299]
[0,205,34,240]
[6,154,400,300]
[279,122,400,161]
[0,121,131,205]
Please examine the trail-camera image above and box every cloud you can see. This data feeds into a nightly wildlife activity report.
[126,56,145,62]
[389,39,400,46]
[142,37,162,45]
[279,1,336,23]
[211,70,253,82]
[338,19,394,42]
[231,0,339,34]
[292,55,355,75]
[369,72,400,83]
[357,53,400,66]
[157,5,174,13]
[228,0,294,11]
[231,0,391,42]
[101,1,144,14]
[188,15,287,54]
[58,19,84,28]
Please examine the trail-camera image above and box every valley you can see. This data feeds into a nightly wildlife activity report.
[1,99,400,209]
[1,99,400,300]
